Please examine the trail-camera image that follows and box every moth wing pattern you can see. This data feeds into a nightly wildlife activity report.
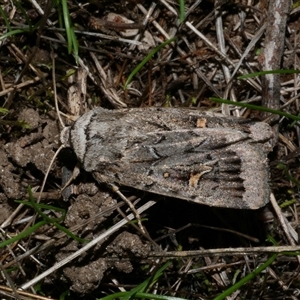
[66,107,273,209]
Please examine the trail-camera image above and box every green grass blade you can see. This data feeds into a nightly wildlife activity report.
[0,220,48,248]
[101,261,172,300]
[124,37,176,89]
[0,5,11,31]
[13,0,33,30]
[178,0,185,22]
[16,200,67,212]
[122,261,172,299]
[69,25,79,62]
[276,163,300,187]
[0,119,30,129]
[0,107,9,114]
[238,69,300,79]
[27,187,87,243]
[209,97,300,121]
[0,29,30,41]
[59,0,79,62]
[213,254,278,300]
[100,292,187,300]
[61,0,72,53]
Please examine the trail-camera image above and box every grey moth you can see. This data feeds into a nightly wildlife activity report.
[61,107,273,209]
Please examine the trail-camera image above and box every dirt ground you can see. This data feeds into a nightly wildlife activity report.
[1,0,300,299]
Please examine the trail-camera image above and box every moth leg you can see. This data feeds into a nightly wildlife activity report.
[61,163,81,201]
[109,183,147,235]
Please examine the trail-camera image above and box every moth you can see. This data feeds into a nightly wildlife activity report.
[61,107,273,209]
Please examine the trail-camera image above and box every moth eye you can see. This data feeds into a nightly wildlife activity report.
[206,154,213,160]
[116,153,123,159]
[114,172,121,181]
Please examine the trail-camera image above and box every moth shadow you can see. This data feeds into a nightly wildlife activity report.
[144,197,267,250]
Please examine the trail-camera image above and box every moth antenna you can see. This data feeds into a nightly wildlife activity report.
[37,50,66,202]
[37,144,65,203]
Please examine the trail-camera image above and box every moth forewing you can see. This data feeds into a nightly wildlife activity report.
[231,143,270,209]
[92,130,270,209]
[64,107,273,210]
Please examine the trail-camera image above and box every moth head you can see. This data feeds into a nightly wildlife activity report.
[60,126,71,147]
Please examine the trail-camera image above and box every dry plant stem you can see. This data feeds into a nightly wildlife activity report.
[268,266,289,291]
[12,0,52,86]
[88,49,127,108]
[196,224,259,243]
[204,255,228,288]
[174,39,222,97]
[110,184,146,234]
[9,44,47,81]
[0,285,54,300]
[171,72,184,103]
[270,193,297,245]
[0,227,43,268]
[149,245,300,258]
[89,16,144,31]
[3,203,126,269]
[159,0,178,16]
[38,145,65,203]
[195,68,218,102]
[148,2,224,98]
[215,6,238,116]
[269,193,300,265]
[31,191,61,200]
[52,50,64,128]
[228,23,266,83]
[1,204,25,229]
[177,258,193,277]
[66,28,142,45]
[41,35,141,58]
[187,260,246,274]
[262,0,291,122]
[5,0,75,114]
[0,76,46,97]
[137,4,170,41]
[127,2,160,81]
[20,200,156,290]
[30,0,99,88]
[0,70,4,92]
[127,3,156,53]
[184,0,203,20]
[0,261,21,300]
[140,2,156,28]
[279,133,297,153]
[0,232,30,274]
[185,22,261,92]
[30,0,65,40]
